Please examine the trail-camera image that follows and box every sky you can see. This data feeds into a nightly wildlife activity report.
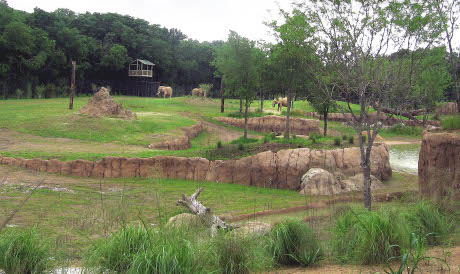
[8,0,295,42]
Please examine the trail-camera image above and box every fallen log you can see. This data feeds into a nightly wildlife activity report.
[378,107,424,125]
[177,187,232,235]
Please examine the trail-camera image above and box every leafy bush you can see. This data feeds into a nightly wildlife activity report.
[238,143,245,151]
[15,89,24,99]
[44,83,57,98]
[342,134,348,140]
[442,115,460,130]
[384,124,423,136]
[348,136,354,144]
[334,137,341,146]
[217,140,223,149]
[230,137,258,145]
[268,132,277,140]
[35,85,46,99]
[0,228,53,274]
[269,219,323,266]
[332,208,410,265]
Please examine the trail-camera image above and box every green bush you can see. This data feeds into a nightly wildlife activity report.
[238,143,245,151]
[230,137,258,145]
[268,132,277,140]
[84,225,152,272]
[44,83,57,98]
[384,124,424,136]
[269,219,323,266]
[0,228,53,274]
[332,208,410,265]
[292,133,297,139]
[35,85,46,99]
[348,136,354,144]
[217,140,223,149]
[342,134,348,140]
[15,89,24,99]
[442,115,460,130]
[334,137,341,146]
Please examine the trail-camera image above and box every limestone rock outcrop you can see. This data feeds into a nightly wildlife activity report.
[214,115,320,135]
[149,122,204,150]
[0,144,391,190]
[435,102,458,115]
[299,168,383,195]
[419,131,460,202]
[79,87,136,119]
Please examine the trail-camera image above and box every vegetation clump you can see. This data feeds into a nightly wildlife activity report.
[0,228,53,274]
[442,115,460,130]
[269,219,323,266]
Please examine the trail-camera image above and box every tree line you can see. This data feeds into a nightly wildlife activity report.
[0,3,219,99]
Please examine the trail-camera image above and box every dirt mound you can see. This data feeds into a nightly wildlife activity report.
[149,122,204,150]
[79,87,136,119]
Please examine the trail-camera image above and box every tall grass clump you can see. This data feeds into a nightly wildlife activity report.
[405,201,451,246]
[269,219,323,266]
[84,225,152,273]
[332,208,410,265]
[129,228,204,274]
[383,123,423,136]
[0,228,53,274]
[442,115,460,130]
[211,232,272,274]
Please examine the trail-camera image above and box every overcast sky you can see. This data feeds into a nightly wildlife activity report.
[9,0,295,42]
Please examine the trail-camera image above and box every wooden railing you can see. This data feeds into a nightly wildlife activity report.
[129,70,153,77]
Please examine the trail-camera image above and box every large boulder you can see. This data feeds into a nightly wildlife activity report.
[340,174,383,192]
[79,87,136,119]
[299,168,345,195]
[167,213,204,229]
[435,102,457,115]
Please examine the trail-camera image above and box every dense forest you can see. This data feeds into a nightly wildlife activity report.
[0,2,220,98]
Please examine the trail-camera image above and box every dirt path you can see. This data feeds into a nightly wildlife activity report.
[276,246,459,273]
[0,128,149,154]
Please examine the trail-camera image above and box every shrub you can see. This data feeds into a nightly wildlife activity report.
[442,115,460,130]
[334,137,341,146]
[35,85,46,99]
[332,208,410,265]
[292,133,297,139]
[360,134,367,144]
[238,143,244,151]
[0,228,53,274]
[44,83,57,98]
[15,88,24,99]
[217,140,223,149]
[230,137,258,145]
[269,219,323,266]
[84,225,152,272]
[342,134,348,140]
[385,123,424,136]
[268,132,277,140]
[348,136,354,144]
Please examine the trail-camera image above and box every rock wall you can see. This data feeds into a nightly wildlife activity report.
[435,102,457,115]
[303,111,442,127]
[0,145,392,190]
[419,132,460,201]
[149,122,204,150]
[215,116,320,135]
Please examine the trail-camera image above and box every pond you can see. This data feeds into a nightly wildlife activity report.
[389,144,421,175]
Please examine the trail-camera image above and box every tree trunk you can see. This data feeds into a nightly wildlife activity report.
[244,98,249,139]
[323,109,328,137]
[260,92,264,111]
[285,91,292,140]
[177,187,231,236]
[220,80,225,113]
[69,61,76,110]
[363,162,372,210]
[239,97,243,113]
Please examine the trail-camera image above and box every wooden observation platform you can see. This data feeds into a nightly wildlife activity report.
[128,59,154,77]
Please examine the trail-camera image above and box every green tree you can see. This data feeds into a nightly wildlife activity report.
[100,44,131,71]
[267,9,317,140]
[212,31,261,139]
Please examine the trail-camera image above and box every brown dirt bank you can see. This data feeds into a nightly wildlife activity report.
[215,115,320,135]
[149,122,204,150]
[419,131,460,202]
[0,145,391,190]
